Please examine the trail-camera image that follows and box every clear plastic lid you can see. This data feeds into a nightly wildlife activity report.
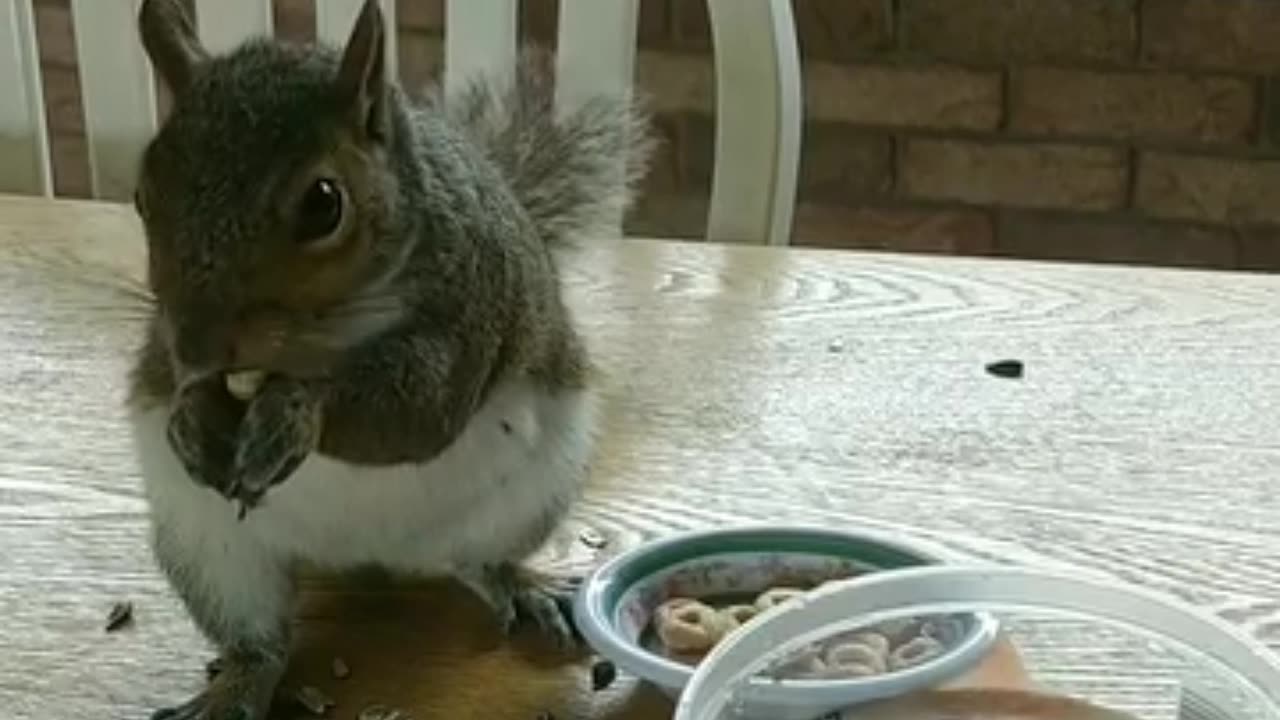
[674,566,1280,720]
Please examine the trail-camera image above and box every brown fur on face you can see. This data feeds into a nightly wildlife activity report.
[135,0,404,380]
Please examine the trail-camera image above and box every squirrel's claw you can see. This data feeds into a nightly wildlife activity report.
[228,376,320,511]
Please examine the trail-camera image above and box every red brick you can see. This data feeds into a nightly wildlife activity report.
[634,50,714,114]
[1142,0,1280,73]
[670,0,710,51]
[520,0,557,46]
[899,140,1129,211]
[49,127,91,199]
[396,33,444,96]
[636,0,671,48]
[1237,227,1280,271]
[33,0,75,69]
[272,0,313,43]
[901,0,1136,64]
[1136,152,1280,225]
[796,126,894,203]
[39,62,83,137]
[642,114,685,193]
[997,212,1236,268]
[398,0,444,32]
[807,63,1000,130]
[794,204,993,254]
[1011,68,1256,144]
[794,0,894,61]
[625,192,708,239]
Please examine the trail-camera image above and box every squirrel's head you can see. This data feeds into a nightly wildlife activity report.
[135,0,408,383]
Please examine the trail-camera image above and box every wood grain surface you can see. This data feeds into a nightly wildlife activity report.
[1,194,1279,720]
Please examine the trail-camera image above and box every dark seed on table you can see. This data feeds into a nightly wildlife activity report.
[295,685,335,716]
[359,706,409,720]
[105,601,134,632]
[985,359,1024,379]
[578,527,607,549]
[331,656,350,679]
[591,659,617,691]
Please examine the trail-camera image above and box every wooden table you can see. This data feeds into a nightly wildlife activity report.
[2,194,1279,720]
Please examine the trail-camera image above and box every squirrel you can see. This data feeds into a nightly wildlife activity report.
[125,1,654,718]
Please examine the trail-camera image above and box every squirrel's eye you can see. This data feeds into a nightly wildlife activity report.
[295,178,343,244]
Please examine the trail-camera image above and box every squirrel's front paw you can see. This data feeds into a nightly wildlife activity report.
[228,377,321,514]
[167,378,244,495]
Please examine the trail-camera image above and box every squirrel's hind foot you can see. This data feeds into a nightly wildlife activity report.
[460,563,582,651]
[151,654,281,720]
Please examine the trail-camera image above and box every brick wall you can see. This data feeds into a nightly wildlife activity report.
[30,0,1280,270]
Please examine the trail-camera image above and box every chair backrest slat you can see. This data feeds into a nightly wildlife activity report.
[194,0,272,55]
[705,0,801,246]
[70,0,157,201]
[0,0,51,195]
[22,0,802,245]
[316,0,397,77]
[443,0,516,99]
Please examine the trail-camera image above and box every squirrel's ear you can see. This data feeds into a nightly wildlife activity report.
[138,0,208,96]
[335,0,388,141]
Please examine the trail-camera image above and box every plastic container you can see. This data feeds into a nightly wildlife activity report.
[674,565,1280,720]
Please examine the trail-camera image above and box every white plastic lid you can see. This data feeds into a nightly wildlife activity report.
[674,565,1280,720]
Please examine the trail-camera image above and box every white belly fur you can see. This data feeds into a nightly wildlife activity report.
[130,379,598,577]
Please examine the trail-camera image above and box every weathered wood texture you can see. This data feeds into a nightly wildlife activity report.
[1,195,1279,719]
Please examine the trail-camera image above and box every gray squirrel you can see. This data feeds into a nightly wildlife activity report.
[125,0,653,718]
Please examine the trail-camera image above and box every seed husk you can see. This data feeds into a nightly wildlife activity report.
[578,527,607,549]
[985,359,1024,379]
[359,705,410,720]
[295,685,334,716]
[590,659,617,691]
[331,656,350,679]
[105,601,134,632]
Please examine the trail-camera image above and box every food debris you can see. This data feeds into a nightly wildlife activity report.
[985,359,1024,379]
[331,656,350,680]
[105,601,134,632]
[590,659,617,691]
[827,339,845,353]
[358,705,410,720]
[225,369,266,401]
[205,657,224,679]
[578,527,607,549]
[295,685,335,716]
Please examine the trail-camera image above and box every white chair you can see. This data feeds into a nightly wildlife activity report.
[0,0,801,245]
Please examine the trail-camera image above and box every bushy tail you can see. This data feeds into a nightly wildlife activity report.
[441,49,656,247]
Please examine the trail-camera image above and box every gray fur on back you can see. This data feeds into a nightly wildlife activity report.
[435,50,657,248]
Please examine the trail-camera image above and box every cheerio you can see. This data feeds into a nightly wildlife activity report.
[673,566,1280,720]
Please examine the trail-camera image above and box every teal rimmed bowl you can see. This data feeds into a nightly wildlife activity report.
[572,524,1001,720]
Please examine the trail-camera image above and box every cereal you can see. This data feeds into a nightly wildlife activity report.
[754,587,805,611]
[654,598,733,653]
[889,636,944,670]
[721,604,759,625]
[825,641,887,674]
[648,585,965,681]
